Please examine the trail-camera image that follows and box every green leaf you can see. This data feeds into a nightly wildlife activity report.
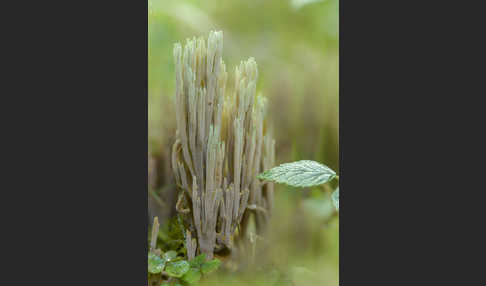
[165,260,190,277]
[332,187,339,211]
[201,258,221,274]
[163,250,178,262]
[181,268,202,284]
[258,160,336,188]
[189,253,206,268]
[148,252,165,274]
[302,197,334,220]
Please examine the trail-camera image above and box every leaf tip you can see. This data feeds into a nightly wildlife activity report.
[257,171,268,181]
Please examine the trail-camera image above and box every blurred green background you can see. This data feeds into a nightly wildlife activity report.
[149,0,338,284]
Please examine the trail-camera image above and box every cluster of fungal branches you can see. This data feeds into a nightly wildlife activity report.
[171,31,275,260]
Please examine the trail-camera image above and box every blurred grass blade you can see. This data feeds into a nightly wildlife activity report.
[332,187,339,211]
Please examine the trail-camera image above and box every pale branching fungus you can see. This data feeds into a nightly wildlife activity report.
[171,31,275,260]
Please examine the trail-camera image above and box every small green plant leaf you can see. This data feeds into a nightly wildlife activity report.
[332,187,339,211]
[189,253,206,268]
[302,197,334,220]
[181,268,202,284]
[201,258,221,274]
[148,252,165,274]
[165,260,190,277]
[258,160,336,188]
[163,250,178,262]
